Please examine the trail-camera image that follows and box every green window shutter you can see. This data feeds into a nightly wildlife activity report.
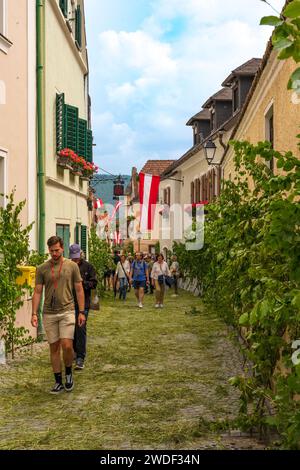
[64,104,79,152]
[56,93,65,152]
[81,225,87,257]
[86,129,93,163]
[78,119,87,158]
[75,6,82,48]
[59,0,68,18]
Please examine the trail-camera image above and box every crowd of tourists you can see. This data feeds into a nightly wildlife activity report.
[104,250,180,308]
[31,235,181,394]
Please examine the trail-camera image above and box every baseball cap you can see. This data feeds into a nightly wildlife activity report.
[69,244,81,259]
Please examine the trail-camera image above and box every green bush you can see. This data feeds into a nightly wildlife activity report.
[174,140,300,448]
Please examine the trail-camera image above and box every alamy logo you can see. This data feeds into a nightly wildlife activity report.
[291,340,300,366]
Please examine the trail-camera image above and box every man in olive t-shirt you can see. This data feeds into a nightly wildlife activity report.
[32,236,85,394]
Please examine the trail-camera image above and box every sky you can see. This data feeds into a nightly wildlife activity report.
[84,0,286,175]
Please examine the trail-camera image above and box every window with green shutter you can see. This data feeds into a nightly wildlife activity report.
[64,104,79,152]
[86,129,93,163]
[75,5,82,48]
[59,0,68,18]
[75,223,81,244]
[56,93,65,152]
[56,94,93,161]
[78,119,87,158]
[81,225,87,257]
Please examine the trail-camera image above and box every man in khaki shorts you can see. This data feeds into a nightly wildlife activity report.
[31,236,85,394]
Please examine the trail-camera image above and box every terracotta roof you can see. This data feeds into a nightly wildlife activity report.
[202,87,232,109]
[186,108,211,126]
[140,160,176,176]
[222,58,262,87]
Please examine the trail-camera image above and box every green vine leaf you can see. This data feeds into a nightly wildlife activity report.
[260,15,283,26]
[284,0,300,19]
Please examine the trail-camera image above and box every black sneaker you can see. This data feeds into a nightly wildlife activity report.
[65,374,74,392]
[50,382,64,394]
[75,358,84,370]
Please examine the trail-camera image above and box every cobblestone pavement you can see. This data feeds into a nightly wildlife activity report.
[0,290,266,450]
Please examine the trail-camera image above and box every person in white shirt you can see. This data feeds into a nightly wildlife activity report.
[114,255,131,300]
[151,254,171,308]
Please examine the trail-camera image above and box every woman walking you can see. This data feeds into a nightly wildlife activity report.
[151,253,171,308]
[114,254,131,300]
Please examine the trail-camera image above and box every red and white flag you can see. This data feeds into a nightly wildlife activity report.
[94,198,104,209]
[110,200,123,221]
[139,172,160,232]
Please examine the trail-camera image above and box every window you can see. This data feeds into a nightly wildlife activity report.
[0,80,5,104]
[190,181,195,204]
[75,5,82,48]
[163,187,171,206]
[81,225,87,257]
[265,103,274,173]
[0,0,7,37]
[56,224,70,258]
[59,0,68,18]
[233,86,239,112]
[0,149,7,208]
[56,93,93,162]
[75,222,81,244]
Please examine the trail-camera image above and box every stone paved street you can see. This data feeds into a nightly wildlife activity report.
[0,290,265,450]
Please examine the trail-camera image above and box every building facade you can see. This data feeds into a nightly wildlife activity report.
[159,58,261,253]
[222,45,300,180]
[0,0,37,246]
[125,160,175,254]
[44,0,93,257]
[0,0,37,337]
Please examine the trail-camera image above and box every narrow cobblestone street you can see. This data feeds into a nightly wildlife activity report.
[0,290,264,450]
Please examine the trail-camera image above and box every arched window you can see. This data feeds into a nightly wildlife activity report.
[0,80,6,105]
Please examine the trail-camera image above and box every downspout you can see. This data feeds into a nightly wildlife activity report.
[36,0,45,338]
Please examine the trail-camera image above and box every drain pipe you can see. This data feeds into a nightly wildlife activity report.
[36,0,46,338]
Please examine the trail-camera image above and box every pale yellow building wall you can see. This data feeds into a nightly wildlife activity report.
[223,52,300,180]
[44,0,90,247]
[0,0,29,227]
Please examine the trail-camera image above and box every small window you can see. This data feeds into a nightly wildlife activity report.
[233,86,239,112]
[75,5,82,48]
[0,0,7,37]
[59,0,68,18]
[265,103,274,173]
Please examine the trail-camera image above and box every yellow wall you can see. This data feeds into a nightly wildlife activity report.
[44,0,90,247]
[223,51,300,180]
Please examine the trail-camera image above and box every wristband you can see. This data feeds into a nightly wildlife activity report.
[32,313,38,316]
[79,310,85,314]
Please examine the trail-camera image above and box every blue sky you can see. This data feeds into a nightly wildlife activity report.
[85,0,285,175]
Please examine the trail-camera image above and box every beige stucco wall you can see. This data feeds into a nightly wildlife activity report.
[0,0,32,229]
[223,52,300,179]
[44,0,90,247]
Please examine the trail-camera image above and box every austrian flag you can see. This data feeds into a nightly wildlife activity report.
[94,198,104,209]
[139,172,160,232]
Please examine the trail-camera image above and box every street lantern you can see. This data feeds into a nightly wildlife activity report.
[113,175,124,198]
[204,139,217,166]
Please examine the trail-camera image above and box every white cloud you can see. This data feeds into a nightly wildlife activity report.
[88,0,287,174]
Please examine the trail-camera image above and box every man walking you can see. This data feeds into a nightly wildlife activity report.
[31,236,85,394]
[129,252,149,308]
[69,244,97,370]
